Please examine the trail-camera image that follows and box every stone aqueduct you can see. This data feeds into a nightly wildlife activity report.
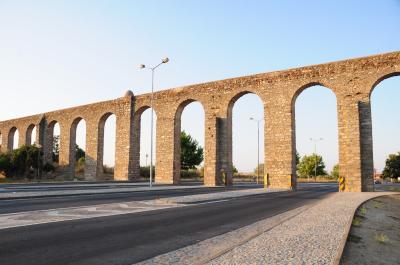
[0,52,399,192]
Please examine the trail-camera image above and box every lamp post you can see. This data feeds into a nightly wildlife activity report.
[309,137,323,182]
[250,117,262,184]
[35,143,42,179]
[139,57,169,188]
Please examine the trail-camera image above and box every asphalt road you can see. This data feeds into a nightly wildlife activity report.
[0,183,337,265]
[0,185,255,214]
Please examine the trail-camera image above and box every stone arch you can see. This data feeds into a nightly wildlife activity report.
[69,117,86,178]
[226,90,265,185]
[291,82,339,186]
[98,112,117,179]
[370,72,400,181]
[173,99,206,183]
[132,106,158,180]
[369,72,400,98]
[44,120,60,163]
[26,124,36,145]
[8,127,19,151]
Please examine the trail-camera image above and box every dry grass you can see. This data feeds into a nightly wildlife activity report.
[352,217,362,227]
[375,233,390,244]
[373,201,384,209]
[359,206,367,216]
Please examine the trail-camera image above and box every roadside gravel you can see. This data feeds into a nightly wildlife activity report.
[140,191,398,265]
[207,192,396,265]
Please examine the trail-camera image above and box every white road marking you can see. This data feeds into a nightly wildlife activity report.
[0,200,183,230]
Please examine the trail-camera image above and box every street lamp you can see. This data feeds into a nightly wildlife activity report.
[309,137,323,182]
[139,57,169,188]
[250,117,262,184]
[34,142,42,179]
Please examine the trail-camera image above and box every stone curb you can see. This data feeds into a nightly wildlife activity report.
[333,193,399,265]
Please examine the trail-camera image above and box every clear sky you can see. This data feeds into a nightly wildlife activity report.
[0,1,399,173]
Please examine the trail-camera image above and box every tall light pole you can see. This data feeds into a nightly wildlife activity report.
[139,57,169,188]
[34,143,42,179]
[309,137,323,182]
[250,117,262,184]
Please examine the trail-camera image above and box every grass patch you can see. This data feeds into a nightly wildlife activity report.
[352,217,363,227]
[359,206,367,216]
[373,201,384,209]
[375,233,390,244]
[347,233,362,243]
[388,186,400,192]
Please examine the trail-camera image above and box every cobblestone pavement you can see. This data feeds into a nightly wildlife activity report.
[141,192,398,265]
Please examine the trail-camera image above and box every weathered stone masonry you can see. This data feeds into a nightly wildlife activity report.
[0,51,399,191]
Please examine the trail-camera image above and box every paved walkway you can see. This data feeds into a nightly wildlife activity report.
[140,191,398,265]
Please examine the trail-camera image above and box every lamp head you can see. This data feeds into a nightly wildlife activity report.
[162,57,169,64]
[249,117,254,120]
[139,64,146,69]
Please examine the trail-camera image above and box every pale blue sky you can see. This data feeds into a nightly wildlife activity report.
[0,1,399,172]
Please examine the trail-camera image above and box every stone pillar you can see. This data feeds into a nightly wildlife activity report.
[264,100,295,190]
[203,111,232,186]
[338,96,374,192]
[58,122,73,178]
[131,111,142,180]
[43,122,55,163]
[114,96,135,181]
[2,128,11,153]
[155,112,178,184]
[18,128,26,148]
[85,120,102,181]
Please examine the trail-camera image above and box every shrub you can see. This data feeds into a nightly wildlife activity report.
[103,165,114,174]
[140,166,155,178]
[76,157,85,173]
[0,153,12,176]
[180,169,202,179]
[42,162,55,172]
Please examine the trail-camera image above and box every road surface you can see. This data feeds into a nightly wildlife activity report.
[0,183,337,265]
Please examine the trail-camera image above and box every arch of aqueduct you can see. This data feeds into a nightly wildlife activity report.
[0,51,399,192]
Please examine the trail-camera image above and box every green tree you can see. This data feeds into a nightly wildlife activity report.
[382,152,400,179]
[297,154,327,178]
[76,144,85,161]
[0,153,12,176]
[181,131,204,170]
[232,165,238,174]
[331,164,339,179]
[296,151,300,165]
[10,145,41,178]
[53,135,60,163]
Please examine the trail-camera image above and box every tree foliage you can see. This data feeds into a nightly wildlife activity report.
[76,144,85,161]
[181,131,204,170]
[297,154,327,178]
[331,164,339,179]
[53,135,60,162]
[383,152,400,179]
[0,145,42,178]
